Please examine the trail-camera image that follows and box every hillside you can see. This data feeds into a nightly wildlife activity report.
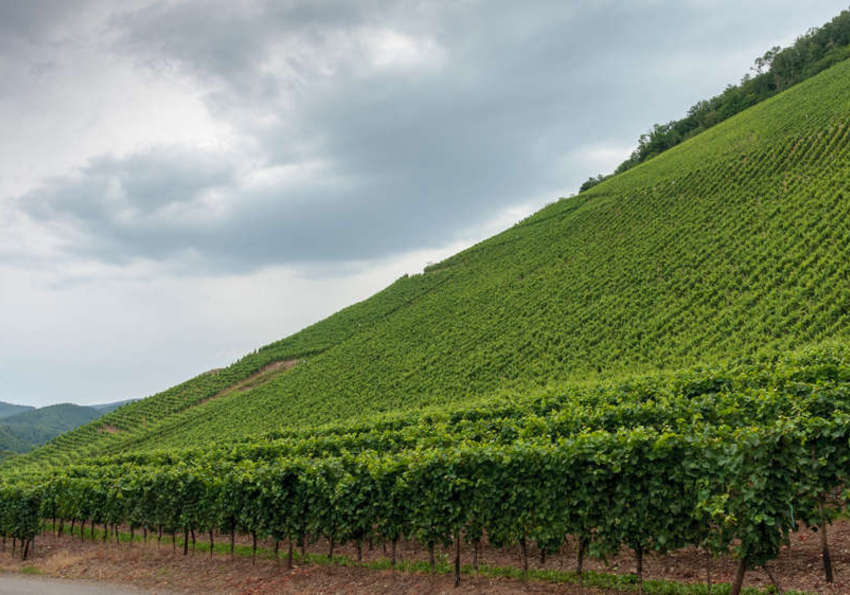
[12,54,850,467]
[581,8,850,189]
[0,402,34,419]
[0,400,136,456]
[0,404,103,455]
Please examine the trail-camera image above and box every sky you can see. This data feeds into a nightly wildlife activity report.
[1,0,848,407]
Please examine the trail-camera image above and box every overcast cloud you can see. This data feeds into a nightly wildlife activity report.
[2,0,847,406]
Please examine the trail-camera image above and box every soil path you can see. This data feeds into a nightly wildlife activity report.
[0,574,164,594]
[201,359,297,406]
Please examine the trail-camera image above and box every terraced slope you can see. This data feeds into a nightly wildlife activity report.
[18,273,444,464]
[14,54,850,466]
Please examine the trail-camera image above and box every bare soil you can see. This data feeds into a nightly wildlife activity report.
[200,360,297,406]
[1,520,849,593]
[0,535,588,594]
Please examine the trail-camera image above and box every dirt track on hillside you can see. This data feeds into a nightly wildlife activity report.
[200,360,297,407]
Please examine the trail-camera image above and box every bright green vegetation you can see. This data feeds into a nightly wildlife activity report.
[3,344,848,589]
[582,8,850,191]
[4,17,850,593]
[15,272,443,464]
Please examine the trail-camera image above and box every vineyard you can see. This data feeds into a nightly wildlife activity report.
[4,18,850,595]
[4,343,850,592]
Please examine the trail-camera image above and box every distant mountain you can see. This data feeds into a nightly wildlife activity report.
[0,398,139,458]
[0,403,103,456]
[0,402,35,419]
[3,403,101,429]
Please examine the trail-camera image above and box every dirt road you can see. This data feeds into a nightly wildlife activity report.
[0,574,169,594]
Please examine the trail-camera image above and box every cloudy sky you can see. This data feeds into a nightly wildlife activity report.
[1,0,847,407]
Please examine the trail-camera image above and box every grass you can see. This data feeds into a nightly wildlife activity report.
[19,565,43,575]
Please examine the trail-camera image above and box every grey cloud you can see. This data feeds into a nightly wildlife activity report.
[0,1,87,39]
[12,0,850,272]
[24,149,232,222]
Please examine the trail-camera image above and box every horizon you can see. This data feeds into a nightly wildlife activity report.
[0,398,136,410]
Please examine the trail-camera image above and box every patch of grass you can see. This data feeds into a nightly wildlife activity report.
[20,565,42,575]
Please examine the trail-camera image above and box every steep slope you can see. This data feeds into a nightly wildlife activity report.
[15,55,850,465]
[18,275,445,463]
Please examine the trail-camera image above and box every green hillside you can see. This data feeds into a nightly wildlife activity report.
[0,402,34,419]
[0,400,135,456]
[581,8,850,189]
[5,23,850,592]
[14,54,850,466]
[0,404,102,455]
